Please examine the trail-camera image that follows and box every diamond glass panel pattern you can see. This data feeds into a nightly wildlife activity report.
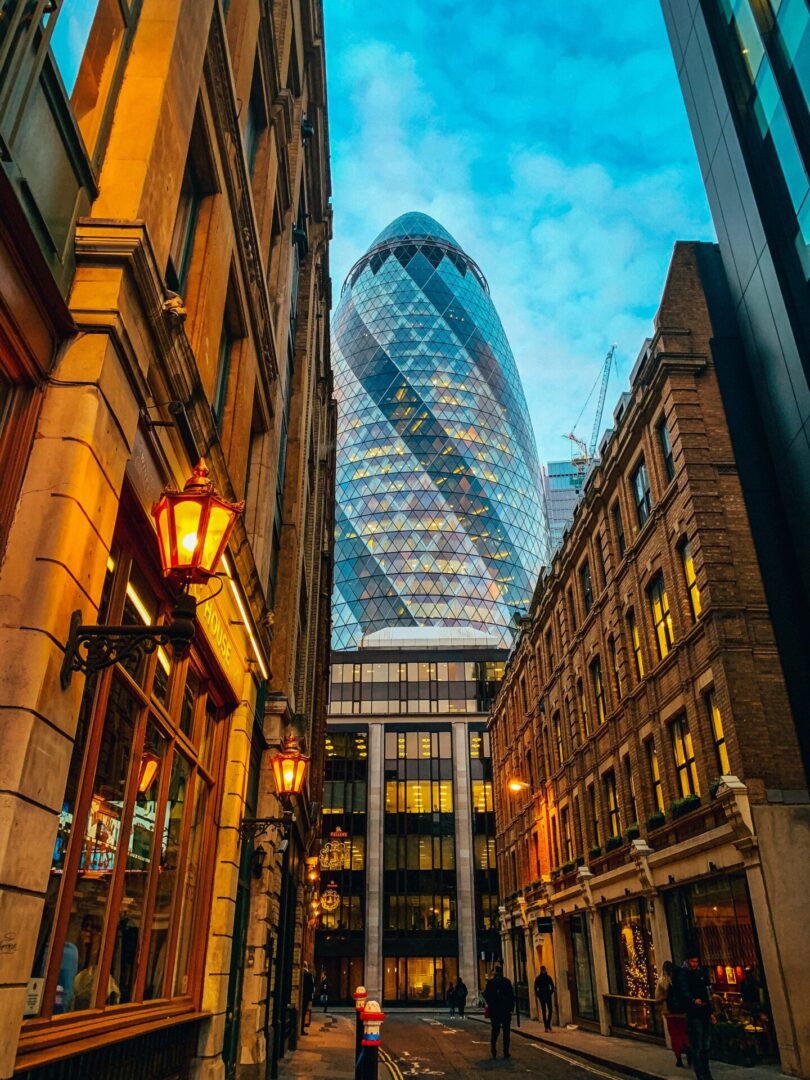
[332,212,546,649]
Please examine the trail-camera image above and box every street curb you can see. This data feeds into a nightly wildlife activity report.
[467,1015,667,1080]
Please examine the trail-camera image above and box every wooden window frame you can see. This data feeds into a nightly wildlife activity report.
[648,574,675,661]
[658,417,675,483]
[591,657,606,725]
[706,689,731,775]
[646,739,665,814]
[631,457,652,529]
[627,609,645,681]
[680,538,703,622]
[671,714,700,798]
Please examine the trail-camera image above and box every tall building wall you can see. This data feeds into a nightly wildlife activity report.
[660,0,810,778]
[0,4,334,1079]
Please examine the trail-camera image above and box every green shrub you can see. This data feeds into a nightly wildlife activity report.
[670,794,701,820]
[646,811,665,830]
[625,822,641,841]
[588,844,602,860]
[605,834,624,852]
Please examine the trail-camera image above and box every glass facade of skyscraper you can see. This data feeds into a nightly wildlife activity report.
[331,212,546,650]
[543,459,585,554]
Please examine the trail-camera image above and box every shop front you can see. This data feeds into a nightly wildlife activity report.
[383,955,458,1004]
[664,874,776,1065]
[14,482,264,1078]
[566,914,599,1025]
[602,899,661,1038]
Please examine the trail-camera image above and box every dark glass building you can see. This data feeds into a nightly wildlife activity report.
[316,214,545,1005]
[661,0,810,775]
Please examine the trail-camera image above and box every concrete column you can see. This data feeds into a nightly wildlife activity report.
[648,892,672,1046]
[452,722,477,993]
[364,722,384,1001]
[551,917,573,1025]
[500,928,513,981]
[588,908,611,1036]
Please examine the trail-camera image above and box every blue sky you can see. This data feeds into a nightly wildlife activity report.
[323,2,716,466]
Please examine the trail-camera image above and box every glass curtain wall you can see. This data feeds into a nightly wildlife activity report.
[330,657,505,715]
[314,729,368,1003]
[382,729,457,1003]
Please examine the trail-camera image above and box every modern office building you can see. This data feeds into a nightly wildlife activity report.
[316,212,546,1004]
[660,1,810,779]
[543,459,585,553]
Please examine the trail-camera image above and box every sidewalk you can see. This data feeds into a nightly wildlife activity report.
[277,1011,357,1080]
[466,1011,785,1080]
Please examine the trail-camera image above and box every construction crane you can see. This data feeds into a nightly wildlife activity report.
[563,344,618,474]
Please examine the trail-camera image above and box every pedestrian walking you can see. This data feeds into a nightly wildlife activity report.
[534,965,555,1031]
[301,962,314,1034]
[447,980,457,1017]
[319,973,329,1013]
[655,960,689,1066]
[484,962,515,1060]
[455,976,468,1018]
[676,951,715,1080]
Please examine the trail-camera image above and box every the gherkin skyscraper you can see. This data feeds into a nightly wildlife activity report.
[316,214,546,1007]
[331,211,546,650]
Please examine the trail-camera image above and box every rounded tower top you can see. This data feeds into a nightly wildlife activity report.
[369,211,460,251]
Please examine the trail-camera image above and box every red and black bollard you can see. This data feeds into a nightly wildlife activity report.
[360,999,385,1080]
[353,984,368,1080]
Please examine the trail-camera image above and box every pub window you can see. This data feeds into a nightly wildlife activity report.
[627,609,645,680]
[680,539,702,622]
[24,533,224,1023]
[706,689,731,775]
[0,362,39,561]
[47,0,135,160]
[631,458,652,528]
[603,769,621,839]
[648,575,675,661]
[658,417,675,483]
[580,559,593,615]
[612,501,626,557]
[671,715,700,798]
[591,657,606,725]
[607,634,622,701]
[646,739,664,813]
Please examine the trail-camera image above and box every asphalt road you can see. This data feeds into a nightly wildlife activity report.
[381,1013,625,1079]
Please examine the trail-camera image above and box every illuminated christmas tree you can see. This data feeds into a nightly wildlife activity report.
[624,925,649,997]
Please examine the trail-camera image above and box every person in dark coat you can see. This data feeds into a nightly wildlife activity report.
[455,976,468,1018]
[676,951,715,1080]
[484,963,515,1059]
[534,965,555,1031]
[319,973,329,1013]
[301,962,314,1033]
[447,980,457,1016]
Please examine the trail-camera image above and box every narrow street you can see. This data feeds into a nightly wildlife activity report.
[381,1013,624,1080]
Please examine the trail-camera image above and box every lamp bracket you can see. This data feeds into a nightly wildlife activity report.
[60,593,197,690]
[239,809,294,842]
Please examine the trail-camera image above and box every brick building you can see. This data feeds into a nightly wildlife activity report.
[0,3,334,1079]
[489,243,809,1075]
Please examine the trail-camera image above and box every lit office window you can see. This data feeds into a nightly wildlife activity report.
[608,635,623,701]
[631,458,652,528]
[627,609,645,680]
[646,739,665,813]
[671,716,700,798]
[603,770,621,838]
[591,658,606,725]
[648,576,675,661]
[706,690,731,775]
[680,539,702,621]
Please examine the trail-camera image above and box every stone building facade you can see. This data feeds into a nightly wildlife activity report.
[0,2,333,1079]
[489,243,810,1075]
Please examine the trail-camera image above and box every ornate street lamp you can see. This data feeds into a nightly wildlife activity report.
[60,460,242,688]
[239,732,310,842]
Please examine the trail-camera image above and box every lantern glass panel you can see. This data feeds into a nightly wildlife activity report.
[155,503,172,575]
[173,499,205,568]
[201,503,234,574]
